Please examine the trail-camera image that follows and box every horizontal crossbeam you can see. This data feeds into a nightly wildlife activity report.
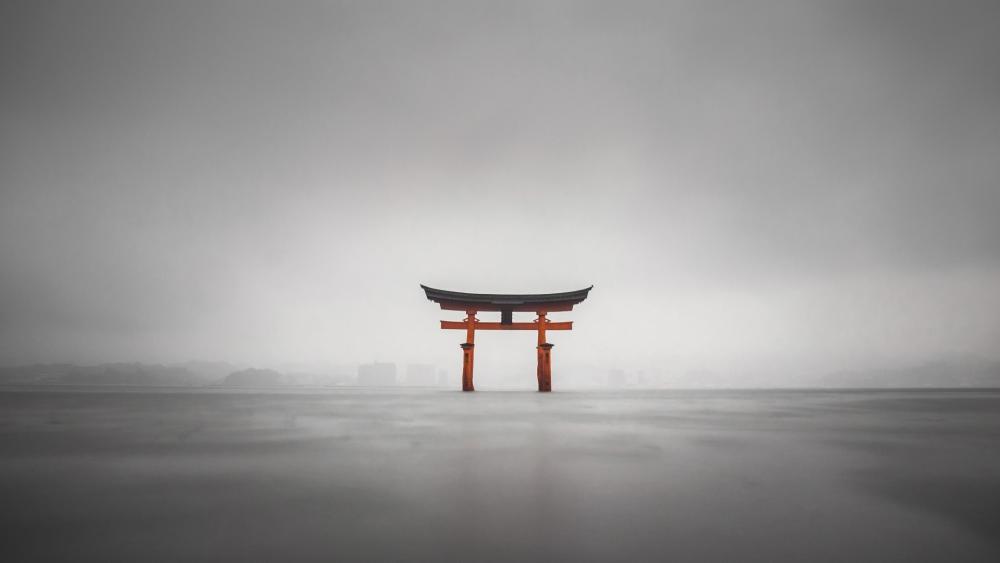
[440,321,573,331]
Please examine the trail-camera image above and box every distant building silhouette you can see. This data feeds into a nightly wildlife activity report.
[358,362,397,386]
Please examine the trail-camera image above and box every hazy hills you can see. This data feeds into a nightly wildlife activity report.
[0,362,235,386]
[0,358,997,389]
[816,358,1000,389]
[0,361,356,388]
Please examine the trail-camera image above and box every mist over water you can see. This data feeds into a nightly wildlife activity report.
[2,1,999,378]
[3,2,1000,560]
[3,387,999,562]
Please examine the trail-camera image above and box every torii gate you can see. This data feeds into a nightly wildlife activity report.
[421,285,593,392]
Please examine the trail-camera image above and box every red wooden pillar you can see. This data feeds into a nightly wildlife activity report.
[460,343,474,391]
[537,344,553,391]
[536,311,553,392]
[461,310,477,391]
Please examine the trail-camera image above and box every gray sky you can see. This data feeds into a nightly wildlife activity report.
[1,1,998,379]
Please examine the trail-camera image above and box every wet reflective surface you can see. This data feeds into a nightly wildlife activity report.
[2,388,999,562]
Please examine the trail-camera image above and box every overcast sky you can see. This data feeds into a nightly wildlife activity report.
[1,1,998,380]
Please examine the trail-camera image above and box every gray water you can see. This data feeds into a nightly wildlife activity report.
[2,388,999,562]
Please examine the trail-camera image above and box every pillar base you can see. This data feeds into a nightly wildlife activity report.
[460,343,475,392]
[536,343,554,392]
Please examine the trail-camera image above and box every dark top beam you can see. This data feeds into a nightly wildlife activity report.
[421,285,593,312]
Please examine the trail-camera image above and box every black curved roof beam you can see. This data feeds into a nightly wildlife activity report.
[421,284,593,312]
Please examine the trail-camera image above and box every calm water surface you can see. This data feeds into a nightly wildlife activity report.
[2,388,998,562]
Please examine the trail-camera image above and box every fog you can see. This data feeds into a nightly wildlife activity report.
[2,1,999,382]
